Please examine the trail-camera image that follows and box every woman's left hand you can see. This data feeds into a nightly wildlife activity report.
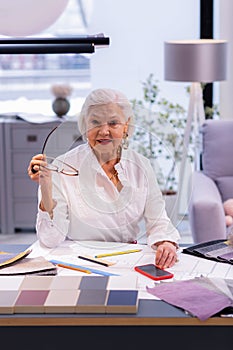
[155,241,178,269]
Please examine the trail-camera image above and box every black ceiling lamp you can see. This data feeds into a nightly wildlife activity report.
[0,35,110,54]
[0,1,109,55]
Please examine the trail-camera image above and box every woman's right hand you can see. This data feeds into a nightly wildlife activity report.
[28,154,55,216]
[27,154,45,183]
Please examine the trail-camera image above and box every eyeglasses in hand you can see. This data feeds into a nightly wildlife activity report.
[40,156,79,176]
[31,125,79,176]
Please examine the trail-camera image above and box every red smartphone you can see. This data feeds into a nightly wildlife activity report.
[134,264,174,281]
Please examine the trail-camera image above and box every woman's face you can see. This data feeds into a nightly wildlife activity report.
[86,103,129,156]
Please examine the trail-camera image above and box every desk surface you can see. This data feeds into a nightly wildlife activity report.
[0,243,233,326]
[0,299,233,326]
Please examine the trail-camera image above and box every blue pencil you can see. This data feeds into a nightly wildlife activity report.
[50,259,119,276]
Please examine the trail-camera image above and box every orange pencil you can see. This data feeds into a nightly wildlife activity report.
[57,263,92,274]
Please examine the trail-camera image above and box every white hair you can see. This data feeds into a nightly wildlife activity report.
[78,88,134,141]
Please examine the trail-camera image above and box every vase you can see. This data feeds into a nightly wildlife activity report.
[52,97,70,117]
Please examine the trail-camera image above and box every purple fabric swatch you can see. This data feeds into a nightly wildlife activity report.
[146,279,233,321]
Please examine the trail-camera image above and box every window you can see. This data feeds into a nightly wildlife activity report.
[0,0,93,104]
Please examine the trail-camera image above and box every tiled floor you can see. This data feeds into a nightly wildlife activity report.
[0,216,193,246]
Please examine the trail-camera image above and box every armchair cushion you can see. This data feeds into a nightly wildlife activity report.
[202,120,233,180]
[215,176,233,202]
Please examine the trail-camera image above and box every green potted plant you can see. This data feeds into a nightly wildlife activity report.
[130,74,195,224]
[130,74,220,224]
[131,73,194,194]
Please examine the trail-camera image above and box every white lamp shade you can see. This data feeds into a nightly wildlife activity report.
[164,39,227,82]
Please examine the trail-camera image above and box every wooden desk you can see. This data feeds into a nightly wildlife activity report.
[0,298,232,326]
[0,244,232,348]
[0,243,232,326]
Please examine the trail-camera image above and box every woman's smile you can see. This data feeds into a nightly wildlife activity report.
[97,138,112,145]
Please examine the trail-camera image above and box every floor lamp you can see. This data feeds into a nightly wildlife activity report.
[164,39,227,216]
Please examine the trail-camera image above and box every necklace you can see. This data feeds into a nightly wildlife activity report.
[109,169,122,191]
[109,170,118,181]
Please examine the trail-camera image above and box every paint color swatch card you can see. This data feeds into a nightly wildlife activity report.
[44,289,80,314]
[0,290,20,314]
[14,290,50,314]
[76,289,108,313]
[106,290,139,314]
[0,275,139,315]
[183,239,233,265]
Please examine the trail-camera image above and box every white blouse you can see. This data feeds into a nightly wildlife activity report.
[36,143,180,248]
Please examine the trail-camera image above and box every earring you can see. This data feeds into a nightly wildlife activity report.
[122,131,129,150]
[117,145,122,160]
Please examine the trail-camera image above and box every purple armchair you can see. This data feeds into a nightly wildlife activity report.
[188,119,233,243]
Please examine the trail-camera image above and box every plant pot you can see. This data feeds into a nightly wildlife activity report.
[52,97,70,117]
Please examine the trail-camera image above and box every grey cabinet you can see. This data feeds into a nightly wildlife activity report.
[2,117,81,234]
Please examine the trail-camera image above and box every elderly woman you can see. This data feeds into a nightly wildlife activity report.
[28,88,180,268]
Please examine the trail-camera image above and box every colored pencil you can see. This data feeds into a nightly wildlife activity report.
[57,263,92,274]
[78,255,114,267]
[95,249,142,258]
[49,259,118,276]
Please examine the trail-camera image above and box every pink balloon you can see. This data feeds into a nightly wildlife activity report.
[0,0,69,36]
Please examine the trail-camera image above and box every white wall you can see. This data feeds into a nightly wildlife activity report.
[88,0,199,106]
[88,0,199,216]
[217,0,233,120]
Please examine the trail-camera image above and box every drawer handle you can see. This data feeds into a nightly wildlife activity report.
[27,135,37,142]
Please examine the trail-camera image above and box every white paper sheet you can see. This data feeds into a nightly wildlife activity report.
[27,240,233,298]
